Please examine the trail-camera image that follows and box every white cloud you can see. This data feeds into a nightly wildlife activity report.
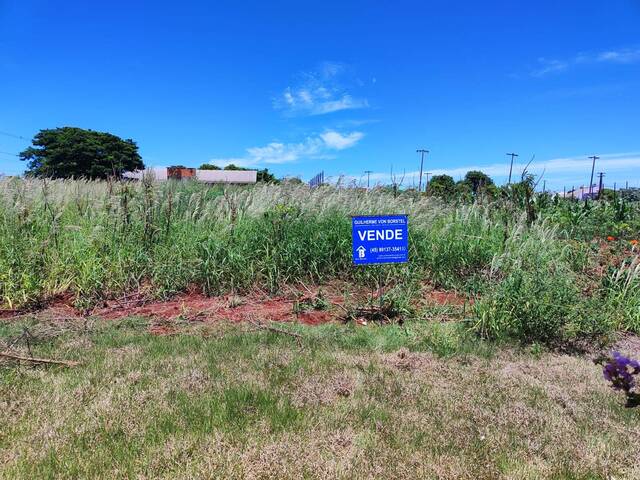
[208,130,364,167]
[312,95,368,115]
[531,58,569,77]
[594,48,640,64]
[275,62,369,116]
[425,153,640,183]
[320,131,364,150]
[531,47,640,76]
[338,153,640,190]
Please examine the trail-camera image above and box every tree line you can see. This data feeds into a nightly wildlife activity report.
[18,127,278,182]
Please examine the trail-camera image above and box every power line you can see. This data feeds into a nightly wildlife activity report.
[0,130,28,141]
[0,150,19,157]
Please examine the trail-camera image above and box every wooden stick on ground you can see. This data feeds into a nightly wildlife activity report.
[0,351,80,367]
[247,319,304,349]
[248,320,303,339]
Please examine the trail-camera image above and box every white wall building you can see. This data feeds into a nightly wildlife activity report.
[196,169,257,184]
[123,167,257,184]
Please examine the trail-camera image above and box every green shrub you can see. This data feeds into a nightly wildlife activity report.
[474,266,580,343]
[472,223,583,343]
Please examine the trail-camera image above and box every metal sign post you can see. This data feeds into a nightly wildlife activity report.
[352,215,409,308]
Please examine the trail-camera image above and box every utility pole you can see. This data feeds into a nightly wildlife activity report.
[424,172,433,192]
[597,172,605,199]
[587,155,599,201]
[364,170,373,189]
[506,153,519,185]
[416,149,429,192]
[542,180,546,194]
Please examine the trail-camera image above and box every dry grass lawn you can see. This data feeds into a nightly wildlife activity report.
[1,317,639,479]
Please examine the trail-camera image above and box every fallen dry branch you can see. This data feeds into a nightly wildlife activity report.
[331,302,350,314]
[0,351,80,367]
[248,320,304,347]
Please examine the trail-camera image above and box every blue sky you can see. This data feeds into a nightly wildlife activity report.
[1,0,639,190]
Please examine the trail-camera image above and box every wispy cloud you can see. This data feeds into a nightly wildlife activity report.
[319,131,364,150]
[531,47,640,77]
[208,130,364,167]
[428,153,640,180]
[590,48,640,64]
[531,58,569,77]
[275,62,369,116]
[337,153,640,189]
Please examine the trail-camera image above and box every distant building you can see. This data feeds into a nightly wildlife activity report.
[123,167,257,184]
[561,185,598,200]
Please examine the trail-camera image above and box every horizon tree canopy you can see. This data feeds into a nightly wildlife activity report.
[20,127,144,179]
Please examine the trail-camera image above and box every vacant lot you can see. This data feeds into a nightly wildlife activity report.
[1,179,640,478]
[1,317,639,479]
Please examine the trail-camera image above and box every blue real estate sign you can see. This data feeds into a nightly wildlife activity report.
[352,215,408,265]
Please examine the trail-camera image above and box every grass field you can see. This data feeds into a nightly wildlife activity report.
[1,178,640,478]
[1,317,639,479]
[1,177,639,343]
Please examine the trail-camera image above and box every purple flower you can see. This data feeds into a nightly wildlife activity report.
[603,351,639,394]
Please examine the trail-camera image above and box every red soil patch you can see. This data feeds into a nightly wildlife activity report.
[91,291,341,326]
[0,298,340,339]
[425,290,472,306]
[0,293,79,320]
[1,282,473,331]
[0,285,355,332]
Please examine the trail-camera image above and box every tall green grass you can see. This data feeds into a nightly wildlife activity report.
[0,178,504,307]
[473,222,584,342]
[1,177,638,342]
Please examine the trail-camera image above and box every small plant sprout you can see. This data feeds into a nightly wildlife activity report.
[227,295,244,308]
[599,351,640,408]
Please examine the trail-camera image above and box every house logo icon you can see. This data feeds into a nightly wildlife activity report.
[357,245,366,259]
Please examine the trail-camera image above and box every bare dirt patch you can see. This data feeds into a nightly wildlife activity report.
[424,289,472,306]
[1,281,482,332]
[94,291,343,326]
[418,282,475,318]
[0,284,364,330]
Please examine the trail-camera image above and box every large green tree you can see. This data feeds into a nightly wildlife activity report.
[427,174,455,198]
[198,163,221,170]
[198,163,278,182]
[222,164,279,183]
[20,127,143,179]
[462,170,494,195]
